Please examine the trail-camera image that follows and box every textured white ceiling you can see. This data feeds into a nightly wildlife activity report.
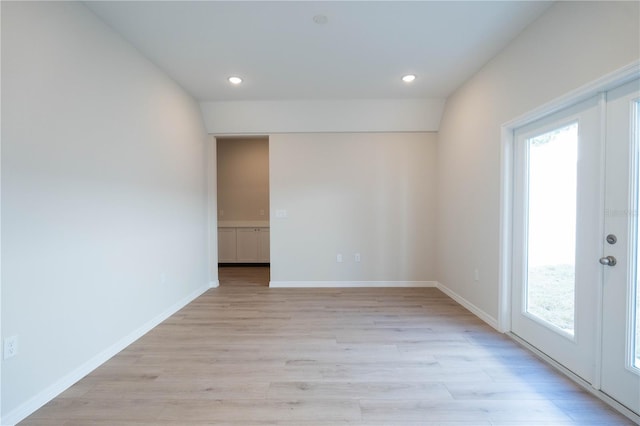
[86,1,552,101]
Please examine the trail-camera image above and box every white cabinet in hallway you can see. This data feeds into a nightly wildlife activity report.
[236,228,259,262]
[218,223,269,263]
[258,228,270,262]
[217,228,237,263]
[236,227,271,262]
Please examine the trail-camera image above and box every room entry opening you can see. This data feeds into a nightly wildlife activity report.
[215,136,271,286]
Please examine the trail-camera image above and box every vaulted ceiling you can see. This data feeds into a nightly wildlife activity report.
[86,1,553,101]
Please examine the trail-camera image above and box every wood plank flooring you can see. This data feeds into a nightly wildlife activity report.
[20,266,634,425]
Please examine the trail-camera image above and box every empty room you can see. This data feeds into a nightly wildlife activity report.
[2,1,640,425]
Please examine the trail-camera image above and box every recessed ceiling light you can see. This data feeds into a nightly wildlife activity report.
[228,76,242,85]
[402,74,416,83]
[313,14,328,25]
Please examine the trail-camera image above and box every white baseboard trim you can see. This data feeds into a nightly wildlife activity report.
[209,280,219,288]
[435,281,500,331]
[269,280,437,288]
[1,283,210,426]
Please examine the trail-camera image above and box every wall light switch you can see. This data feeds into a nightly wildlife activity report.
[337,253,343,263]
[354,253,361,262]
[474,269,480,282]
[275,209,288,218]
[259,209,265,216]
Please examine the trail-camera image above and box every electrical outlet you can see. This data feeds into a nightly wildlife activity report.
[337,253,343,263]
[4,336,18,359]
[219,209,224,217]
[354,253,361,262]
[259,209,265,216]
[275,209,288,218]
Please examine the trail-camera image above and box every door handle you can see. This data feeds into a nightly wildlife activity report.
[599,256,617,266]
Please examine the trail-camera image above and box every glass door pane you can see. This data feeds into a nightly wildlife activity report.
[526,123,578,335]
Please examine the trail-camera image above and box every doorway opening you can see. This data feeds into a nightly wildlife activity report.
[215,136,270,286]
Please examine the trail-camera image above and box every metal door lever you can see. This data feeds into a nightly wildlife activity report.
[599,256,617,266]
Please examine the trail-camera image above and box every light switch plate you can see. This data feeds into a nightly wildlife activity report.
[4,336,18,359]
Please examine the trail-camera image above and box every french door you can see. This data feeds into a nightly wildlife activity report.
[512,79,640,416]
[601,79,640,414]
[512,96,601,383]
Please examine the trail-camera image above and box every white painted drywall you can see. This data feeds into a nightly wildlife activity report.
[217,138,270,221]
[436,1,640,320]
[270,132,437,284]
[201,99,445,134]
[1,1,209,418]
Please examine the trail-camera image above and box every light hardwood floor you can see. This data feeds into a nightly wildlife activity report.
[21,267,634,425]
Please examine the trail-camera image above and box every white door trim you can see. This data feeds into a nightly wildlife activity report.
[207,136,219,285]
[593,92,608,391]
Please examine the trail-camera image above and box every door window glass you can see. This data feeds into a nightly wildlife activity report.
[526,122,579,335]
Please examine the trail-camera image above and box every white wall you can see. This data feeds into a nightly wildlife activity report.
[201,99,445,134]
[1,1,210,421]
[269,132,437,285]
[436,1,640,321]
[217,138,270,221]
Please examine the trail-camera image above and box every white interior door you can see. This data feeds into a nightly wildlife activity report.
[601,79,640,415]
[512,96,601,383]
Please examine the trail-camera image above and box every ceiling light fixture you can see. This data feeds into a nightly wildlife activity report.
[313,14,328,25]
[402,74,416,83]
[228,76,242,85]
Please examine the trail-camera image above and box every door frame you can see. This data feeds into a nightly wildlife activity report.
[207,135,220,288]
[207,134,272,286]
[498,60,640,419]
